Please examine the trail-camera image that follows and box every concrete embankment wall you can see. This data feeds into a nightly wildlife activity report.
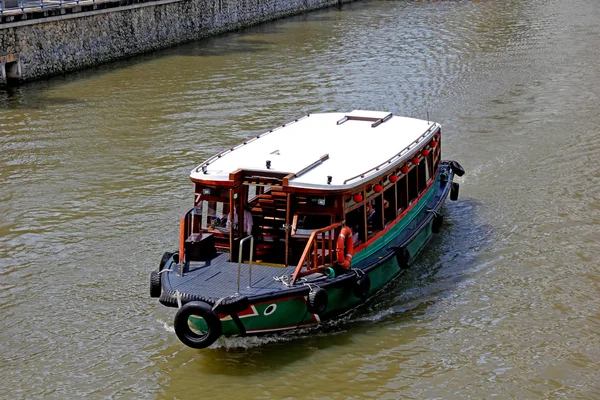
[0,0,347,87]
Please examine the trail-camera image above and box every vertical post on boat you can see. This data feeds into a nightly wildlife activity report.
[229,188,234,261]
[178,215,186,275]
[285,193,291,266]
[362,187,368,241]
[237,235,254,293]
[191,203,195,237]
[393,174,398,217]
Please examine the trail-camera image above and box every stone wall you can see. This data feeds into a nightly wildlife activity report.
[0,0,347,87]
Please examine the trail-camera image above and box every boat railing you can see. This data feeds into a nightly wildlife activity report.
[291,222,342,284]
[343,123,439,184]
[237,235,254,293]
[178,207,195,265]
[1,0,101,15]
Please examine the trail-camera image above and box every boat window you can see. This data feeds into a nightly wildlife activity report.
[426,152,434,180]
[345,206,365,244]
[397,175,408,211]
[368,195,384,232]
[418,160,428,192]
[384,186,396,225]
[247,184,275,204]
[293,213,332,236]
[433,137,441,171]
[247,185,258,202]
[195,199,230,231]
[408,167,418,202]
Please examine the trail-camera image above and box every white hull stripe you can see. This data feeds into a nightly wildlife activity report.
[219,305,259,321]
[245,322,318,334]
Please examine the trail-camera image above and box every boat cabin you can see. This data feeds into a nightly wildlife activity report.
[178,111,442,277]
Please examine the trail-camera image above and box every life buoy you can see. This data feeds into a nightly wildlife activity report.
[450,182,460,201]
[307,287,328,315]
[336,226,354,269]
[174,301,222,349]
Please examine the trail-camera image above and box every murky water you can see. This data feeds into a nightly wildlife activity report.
[1,0,599,398]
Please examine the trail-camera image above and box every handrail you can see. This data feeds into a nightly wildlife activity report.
[237,235,254,293]
[0,0,187,16]
[343,123,439,184]
[291,222,342,284]
[1,0,96,15]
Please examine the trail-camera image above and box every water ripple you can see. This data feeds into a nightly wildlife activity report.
[1,0,600,398]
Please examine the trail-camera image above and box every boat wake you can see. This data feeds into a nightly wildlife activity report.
[158,319,175,333]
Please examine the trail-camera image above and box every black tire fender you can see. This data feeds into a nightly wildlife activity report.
[353,273,371,300]
[449,161,465,177]
[159,252,174,271]
[174,301,222,349]
[450,182,460,201]
[307,287,328,315]
[395,246,411,270]
[150,270,161,298]
[432,213,444,234]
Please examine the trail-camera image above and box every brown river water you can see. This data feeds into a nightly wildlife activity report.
[1,0,599,398]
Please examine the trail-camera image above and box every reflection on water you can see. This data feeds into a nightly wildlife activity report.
[1,0,600,398]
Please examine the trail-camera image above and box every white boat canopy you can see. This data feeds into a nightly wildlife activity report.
[190,110,440,190]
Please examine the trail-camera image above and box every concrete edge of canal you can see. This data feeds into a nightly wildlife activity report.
[0,0,352,87]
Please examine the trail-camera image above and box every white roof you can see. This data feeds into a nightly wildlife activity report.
[190,110,439,190]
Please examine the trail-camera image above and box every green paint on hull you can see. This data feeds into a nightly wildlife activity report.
[191,297,316,336]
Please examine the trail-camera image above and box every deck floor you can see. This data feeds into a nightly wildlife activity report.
[165,253,324,298]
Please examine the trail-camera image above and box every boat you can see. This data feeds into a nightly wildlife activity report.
[150,110,465,349]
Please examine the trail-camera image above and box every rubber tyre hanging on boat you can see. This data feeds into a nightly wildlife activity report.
[449,161,465,177]
[396,247,411,270]
[150,270,161,298]
[432,213,444,234]
[450,182,460,201]
[307,287,328,315]
[353,273,371,300]
[159,252,174,271]
[174,301,222,349]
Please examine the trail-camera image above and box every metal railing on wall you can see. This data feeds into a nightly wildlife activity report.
[1,0,96,14]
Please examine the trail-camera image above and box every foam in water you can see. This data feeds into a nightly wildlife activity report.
[158,319,175,333]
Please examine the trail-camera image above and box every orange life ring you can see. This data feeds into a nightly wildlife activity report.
[336,226,354,269]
